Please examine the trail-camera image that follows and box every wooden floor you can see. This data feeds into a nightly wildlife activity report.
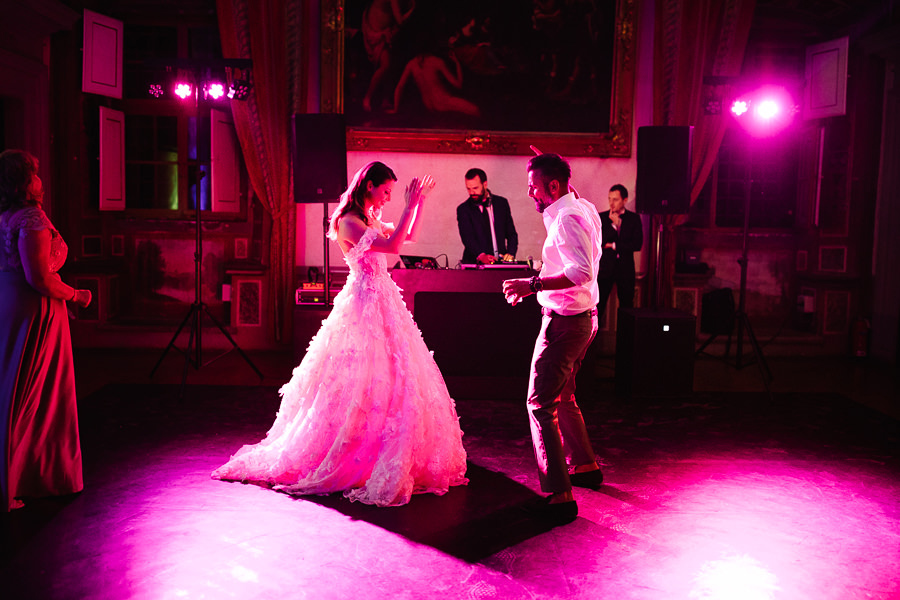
[72,345,900,419]
[1,345,898,599]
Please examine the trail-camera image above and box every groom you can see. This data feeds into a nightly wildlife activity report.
[502,153,604,525]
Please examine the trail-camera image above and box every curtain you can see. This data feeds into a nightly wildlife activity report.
[217,0,299,343]
[651,0,756,306]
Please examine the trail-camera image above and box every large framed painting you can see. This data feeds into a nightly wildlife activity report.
[321,0,636,157]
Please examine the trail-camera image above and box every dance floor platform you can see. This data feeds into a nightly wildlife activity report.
[2,380,899,599]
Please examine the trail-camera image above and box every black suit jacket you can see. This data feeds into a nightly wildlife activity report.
[598,209,643,276]
[457,194,518,264]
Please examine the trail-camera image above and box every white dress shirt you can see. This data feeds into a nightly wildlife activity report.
[537,192,604,315]
[479,202,500,258]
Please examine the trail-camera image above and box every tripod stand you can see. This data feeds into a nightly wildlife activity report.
[698,174,773,395]
[150,168,263,391]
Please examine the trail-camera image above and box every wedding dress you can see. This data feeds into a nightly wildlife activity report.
[213,227,467,506]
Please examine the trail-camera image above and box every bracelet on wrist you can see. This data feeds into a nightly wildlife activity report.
[529,275,544,294]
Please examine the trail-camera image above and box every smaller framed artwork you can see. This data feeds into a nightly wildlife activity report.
[234,237,249,260]
[236,279,262,327]
[82,235,102,257]
[819,246,847,272]
[823,290,850,334]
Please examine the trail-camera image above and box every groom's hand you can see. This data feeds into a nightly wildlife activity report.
[502,278,531,306]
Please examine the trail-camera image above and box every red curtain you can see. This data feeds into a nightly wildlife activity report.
[651,0,756,306]
[217,0,298,343]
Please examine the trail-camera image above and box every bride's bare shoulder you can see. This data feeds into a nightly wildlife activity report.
[337,214,371,250]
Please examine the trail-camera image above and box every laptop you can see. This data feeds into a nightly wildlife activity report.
[399,255,439,269]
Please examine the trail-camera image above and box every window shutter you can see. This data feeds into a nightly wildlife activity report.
[211,108,240,213]
[99,106,125,211]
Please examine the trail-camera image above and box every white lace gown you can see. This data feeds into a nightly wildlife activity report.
[213,228,468,506]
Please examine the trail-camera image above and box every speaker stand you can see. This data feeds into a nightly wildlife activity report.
[713,176,773,397]
[322,201,332,307]
[733,256,773,393]
[652,217,664,308]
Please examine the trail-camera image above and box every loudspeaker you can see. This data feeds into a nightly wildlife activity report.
[701,288,736,335]
[615,308,695,398]
[636,126,692,215]
[293,113,347,203]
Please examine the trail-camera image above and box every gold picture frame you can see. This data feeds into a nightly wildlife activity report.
[321,0,636,157]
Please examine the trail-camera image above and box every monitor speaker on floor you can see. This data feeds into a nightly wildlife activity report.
[616,308,696,398]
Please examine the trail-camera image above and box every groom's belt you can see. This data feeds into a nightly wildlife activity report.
[541,307,598,318]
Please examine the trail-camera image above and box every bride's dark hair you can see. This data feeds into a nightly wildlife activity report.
[327,161,397,240]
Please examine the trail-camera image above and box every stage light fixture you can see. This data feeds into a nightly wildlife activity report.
[756,99,779,120]
[703,99,722,116]
[729,85,796,138]
[148,84,164,98]
[174,82,193,100]
[228,79,251,100]
[206,82,226,100]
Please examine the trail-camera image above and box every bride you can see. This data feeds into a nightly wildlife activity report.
[213,161,468,507]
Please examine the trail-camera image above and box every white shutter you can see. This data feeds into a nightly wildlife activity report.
[99,106,125,211]
[82,9,123,99]
[804,36,848,120]
[211,108,240,213]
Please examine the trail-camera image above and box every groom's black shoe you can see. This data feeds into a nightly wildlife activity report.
[569,468,603,490]
[523,496,578,525]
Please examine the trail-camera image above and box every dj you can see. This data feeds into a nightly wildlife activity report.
[457,168,518,264]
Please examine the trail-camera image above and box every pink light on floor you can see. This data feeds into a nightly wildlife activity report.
[691,554,779,599]
[639,463,900,599]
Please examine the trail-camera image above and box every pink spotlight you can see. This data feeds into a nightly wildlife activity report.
[731,85,796,138]
[206,83,225,100]
[174,83,193,100]
[756,99,780,120]
[731,100,749,117]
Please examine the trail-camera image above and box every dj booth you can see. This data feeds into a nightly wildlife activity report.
[390,266,541,397]
[294,264,541,398]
